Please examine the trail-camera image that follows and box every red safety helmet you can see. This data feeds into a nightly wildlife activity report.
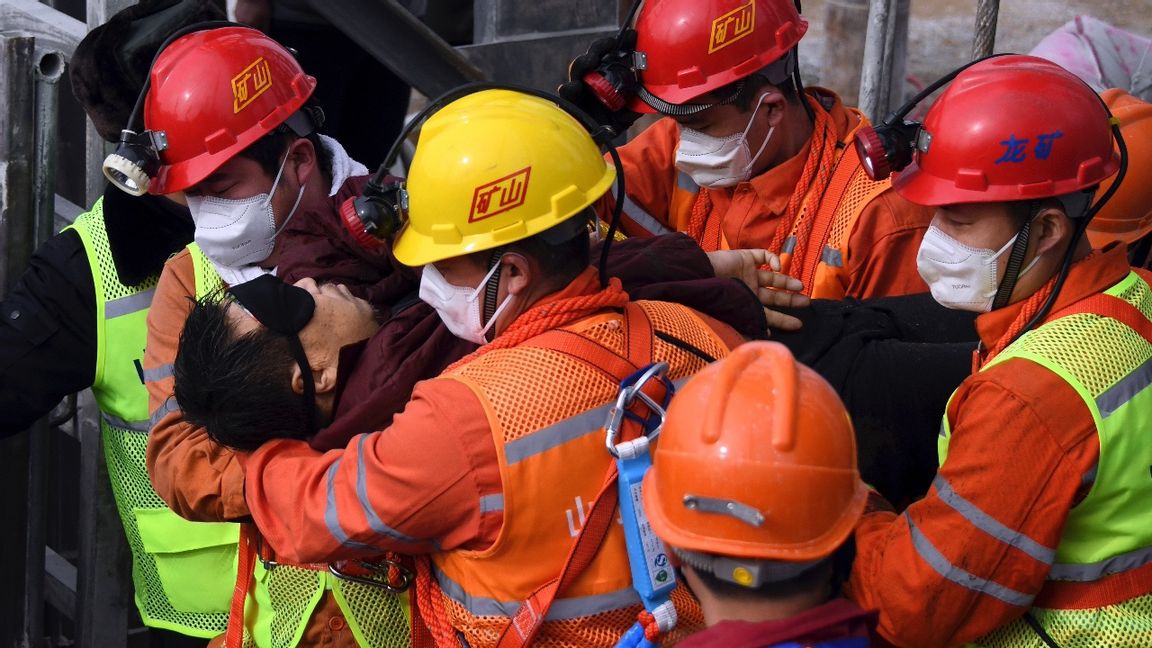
[894,55,1119,207]
[1088,89,1152,248]
[629,0,808,113]
[643,342,866,562]
[144,26,317,194]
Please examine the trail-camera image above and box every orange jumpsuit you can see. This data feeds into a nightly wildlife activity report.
[848,246,1152,645]
[144,250,364,647]
[608,88,933,299]
[243,269,745,646]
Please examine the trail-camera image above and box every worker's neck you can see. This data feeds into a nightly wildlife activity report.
[756,100,816,175]
[684,567,831,627]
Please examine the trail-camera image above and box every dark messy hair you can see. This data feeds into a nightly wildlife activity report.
[173,293,311,451]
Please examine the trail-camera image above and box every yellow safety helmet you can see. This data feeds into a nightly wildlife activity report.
[392,89,616,267]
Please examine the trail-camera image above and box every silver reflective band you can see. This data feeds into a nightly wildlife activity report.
[1096,355,1152,418]
[682,494,765,528]
[1048,544,1152,582]
[100,412,150,433]
[908,518,1034,607]
[149,397,180,429]
[675,171,699,193]
[432,564,640,620]
[141,363,174,384]
[932,476,1055,565]
[353,435,421,545]
[106,288,156,319]
[479,494,505,514]
[820,246,843,269]
[324,458,385,553]
[610,185,672,236]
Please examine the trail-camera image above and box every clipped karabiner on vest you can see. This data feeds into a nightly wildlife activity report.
[607,362,678,648]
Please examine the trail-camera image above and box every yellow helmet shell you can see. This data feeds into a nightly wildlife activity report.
[393,89,616,267]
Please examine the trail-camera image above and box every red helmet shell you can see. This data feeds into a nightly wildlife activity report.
[629,0,807,112]
[144,26,316,194]
[894,55,1119,207]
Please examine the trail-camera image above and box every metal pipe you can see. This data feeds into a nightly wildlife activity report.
[34,50,65,247]
[26,59,67,641]
[858,0,892,122]
[305,0,484,98]
[972,0,1000,59]
[0,33,38,648]
[823,0,870,106]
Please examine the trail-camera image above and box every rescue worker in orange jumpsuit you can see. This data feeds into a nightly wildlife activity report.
[561,0,934,300]
[847,55,1152,646]
[238,89,746,647]
[643,341,878,646]
[127,25,410,648]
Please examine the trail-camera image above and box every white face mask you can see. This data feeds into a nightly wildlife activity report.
[674,92,774,188]
[916,224,1041,312]
[419,261,514,345]
[189,151,305,284]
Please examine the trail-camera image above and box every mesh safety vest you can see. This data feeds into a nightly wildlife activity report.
[621,107,889,300]
[187,245,410,648]
[939,270,1152,647]
[775,128,891,300]
[422,300,733,647]
[68,203,235,638]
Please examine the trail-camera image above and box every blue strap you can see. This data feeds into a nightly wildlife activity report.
[611,364,677,648]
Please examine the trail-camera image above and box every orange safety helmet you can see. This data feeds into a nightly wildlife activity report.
[143,26,317,194]
[894,55,1119,207]
[1088,89,1152,248]
[643,341,866,566]
[629,0,808,112]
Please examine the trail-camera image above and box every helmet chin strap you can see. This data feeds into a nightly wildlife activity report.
[481,249,505,343]
[991,201,1037,310]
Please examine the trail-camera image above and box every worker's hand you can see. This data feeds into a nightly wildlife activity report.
[557,33,643,137]
[708,249,810,332]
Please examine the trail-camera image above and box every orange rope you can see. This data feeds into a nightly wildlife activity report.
[412,557,456,648]
[772,94,839,270]
[978,251,1099,367]
[638,610,661,642]
[445,277,630,372]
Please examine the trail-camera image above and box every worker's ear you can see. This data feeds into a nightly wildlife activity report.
[290,363,338,396]
[1030,206,1073,258]
[499,252,534,297]
[284,137,318,190]
[761,86,788,128]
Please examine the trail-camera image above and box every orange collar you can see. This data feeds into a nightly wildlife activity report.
[974,243,1133,365]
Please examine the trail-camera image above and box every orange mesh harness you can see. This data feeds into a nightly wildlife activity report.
[771,95,838,265]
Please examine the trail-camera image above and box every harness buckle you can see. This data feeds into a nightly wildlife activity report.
[328,558,414,593]
[605,362,672,458]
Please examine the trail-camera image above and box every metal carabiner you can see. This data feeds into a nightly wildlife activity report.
[605,362,671,457]
[328,558,414,594]
[253,534,278,571]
